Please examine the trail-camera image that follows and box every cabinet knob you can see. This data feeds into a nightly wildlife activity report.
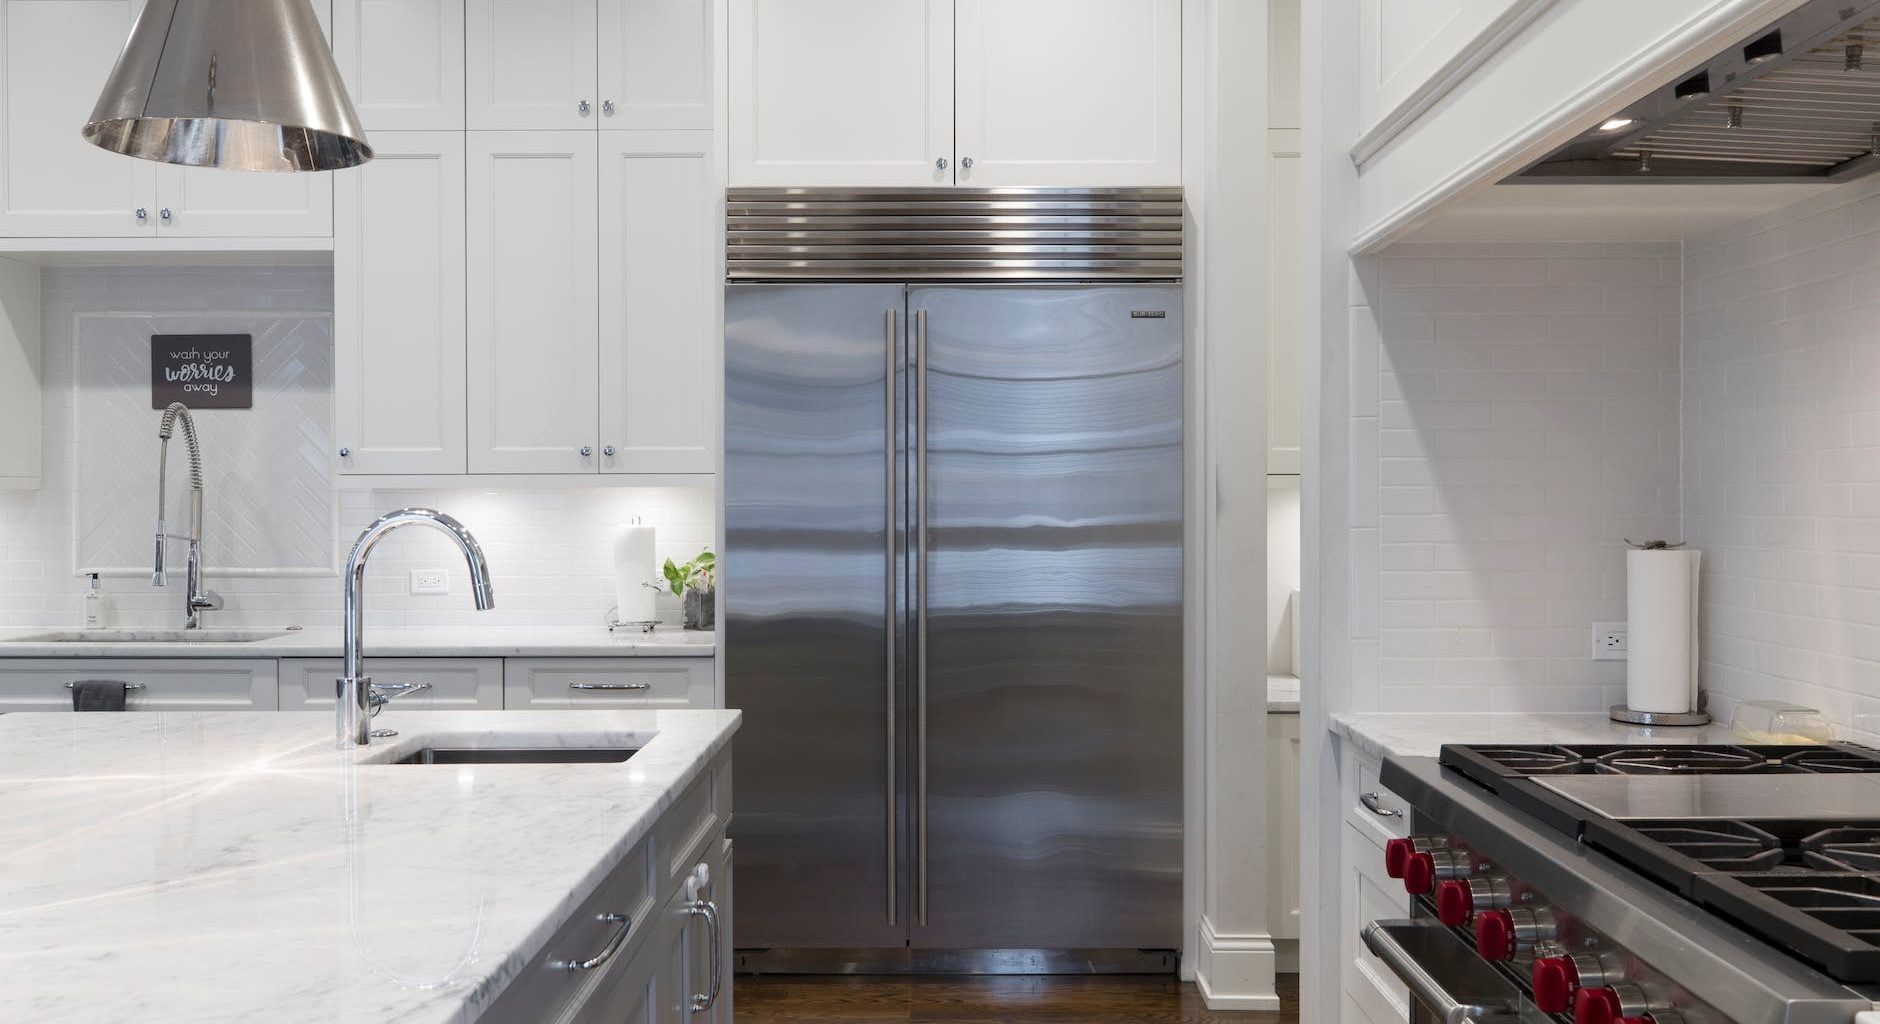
[580,445,593,457]
[578,100,591,115]
[602,445,616,457]
[135,208,148,222]
[601,100,615,116]
[961,156,974,170]
[159,208,172,222]
[935,157,947,171]
[338,447,351,458]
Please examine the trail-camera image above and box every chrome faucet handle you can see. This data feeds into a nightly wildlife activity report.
[190,590,223,612]
[368,680,432,715]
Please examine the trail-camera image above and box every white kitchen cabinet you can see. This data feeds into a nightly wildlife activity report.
[466,131,601,474]
[952,0,1180,186]
[600,0,714,130]
[1339,741,1412,1024]
[0,659,278,711]
[1267,711,1301,949]
[505,657,714,709]
[467,0,599,130]
[598,130,717,475]
[151,164,333,238]
[728,0,953,186]
[0,0,154,237]
[1268,130,1301,475]
[277,658,503,710]
[0,256,40,489]
[332,0,466,130]
[335,131,467,475]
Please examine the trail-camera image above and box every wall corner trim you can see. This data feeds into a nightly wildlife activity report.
[1194,915,1281,1011]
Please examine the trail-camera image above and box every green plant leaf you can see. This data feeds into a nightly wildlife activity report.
[663,558,686,596]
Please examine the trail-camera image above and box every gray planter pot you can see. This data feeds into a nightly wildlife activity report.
[684,587,715,630]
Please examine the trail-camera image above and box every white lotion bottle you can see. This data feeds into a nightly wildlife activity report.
[82,574,109,629]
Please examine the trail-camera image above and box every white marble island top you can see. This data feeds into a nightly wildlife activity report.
[0,708,739,1023]
[0,625,716,659]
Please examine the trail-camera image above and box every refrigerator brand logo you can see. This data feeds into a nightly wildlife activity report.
[1130,310,1167,318]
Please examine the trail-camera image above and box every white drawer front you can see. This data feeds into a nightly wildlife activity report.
[505,658,713,709]
[0,659,278,711]
[1342,821,1411,1024]
[278,658,504,710]
[1343,746,1411,844]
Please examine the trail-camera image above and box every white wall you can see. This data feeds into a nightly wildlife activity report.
[1268,475,1301,674]
[1349,241,1682,712]
[0,265,712,632]
[1684,175,1880,743]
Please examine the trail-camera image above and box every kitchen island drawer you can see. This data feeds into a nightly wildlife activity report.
[0,659,277,711]
[277,658,503,710]
[505,658,713,709]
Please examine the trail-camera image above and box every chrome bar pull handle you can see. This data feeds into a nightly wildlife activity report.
[687,898,722,1010]
[885,307,899,926]
[556,913,632,971]
[1360,792,1401,818]
[569,681,651,691]
[915,306,929,927]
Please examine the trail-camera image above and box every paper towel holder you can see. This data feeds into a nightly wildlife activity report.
[1609,704,1710,726]
[606,584,662,634]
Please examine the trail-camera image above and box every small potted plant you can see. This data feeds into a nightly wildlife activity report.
[663,550,716,630]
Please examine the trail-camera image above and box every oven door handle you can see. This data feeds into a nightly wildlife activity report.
[1362,920,1520,1024]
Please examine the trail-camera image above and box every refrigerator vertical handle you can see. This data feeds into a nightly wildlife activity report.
[915,307,930,927]
[885,307,898,927]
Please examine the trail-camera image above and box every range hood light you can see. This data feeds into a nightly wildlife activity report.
[1674,70,1712,101]
[1744,29,1784,64]
[82,0,371,172]
[1598,118,1637,132]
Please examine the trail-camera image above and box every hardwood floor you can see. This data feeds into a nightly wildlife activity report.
[735,972,1301,1024]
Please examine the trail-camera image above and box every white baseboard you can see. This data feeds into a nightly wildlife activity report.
[1194,916,1280,1011]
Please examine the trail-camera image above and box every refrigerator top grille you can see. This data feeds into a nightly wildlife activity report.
[725,187,1184,281]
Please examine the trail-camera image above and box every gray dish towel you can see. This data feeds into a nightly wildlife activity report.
[70,680,128,712]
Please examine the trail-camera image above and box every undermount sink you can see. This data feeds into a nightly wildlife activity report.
[391,747,640,765]
[5,628,295,644]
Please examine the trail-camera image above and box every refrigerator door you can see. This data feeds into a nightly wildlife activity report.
[725,283,908,948]
[907,285,1184,950]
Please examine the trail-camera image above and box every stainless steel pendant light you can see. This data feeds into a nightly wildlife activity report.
[82,0,371,172]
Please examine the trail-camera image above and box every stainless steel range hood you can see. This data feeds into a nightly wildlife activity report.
[1515,0,1880,184]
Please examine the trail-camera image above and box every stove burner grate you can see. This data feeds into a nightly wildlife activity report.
[1626,820,1786,871]
[1696,872,1880,981]
[1594,747,1800,774]
[1804,828,1880,873]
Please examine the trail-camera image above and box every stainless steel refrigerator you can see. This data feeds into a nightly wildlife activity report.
[724,188,1184,972]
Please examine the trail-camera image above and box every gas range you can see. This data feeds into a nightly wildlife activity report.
[1372,743,1880,1024]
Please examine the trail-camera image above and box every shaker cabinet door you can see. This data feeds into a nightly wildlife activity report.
[466,131,600,474]
[0,0,156,237]
[598,0,714,129]
[467,0,600,129]
[598,130,717,475]
[334,131,467,475]
[728,0,953,186]
[332,0,466,130]
[952,0,1181,186]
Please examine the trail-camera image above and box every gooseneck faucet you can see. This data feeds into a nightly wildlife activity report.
[153,402,223,628]
[338,508,494,747]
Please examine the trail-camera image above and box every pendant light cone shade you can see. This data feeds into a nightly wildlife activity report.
[82,0,371,172]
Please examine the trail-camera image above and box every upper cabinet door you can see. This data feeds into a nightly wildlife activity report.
[334,132,467,475]
[152,165,333,237]
[467,0,600,130]
[332,0,466,129]
[729,0,952,186]
[466,131,600,474]
[0,0,156,237]
[598,0,713,130]
[598,130,716,475]
[953,0,1181,186]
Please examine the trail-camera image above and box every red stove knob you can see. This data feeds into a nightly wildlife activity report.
[1532,956,1579,1013]
[1384,838,1413,878]
[1574,987,1623,1024]
[1474,909,1514,960]
[1435,880,1472,925]
[1403,852,1436,894]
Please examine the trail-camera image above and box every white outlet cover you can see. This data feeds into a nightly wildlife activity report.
[1591,622,1628,661]
[410,569,449,595]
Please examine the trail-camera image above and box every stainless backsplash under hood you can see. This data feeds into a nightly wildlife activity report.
[1516,0,1880,183]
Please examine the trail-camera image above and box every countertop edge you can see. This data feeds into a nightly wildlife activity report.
[1330,711,1749,760]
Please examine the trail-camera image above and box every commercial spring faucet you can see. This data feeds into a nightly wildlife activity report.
[338,508,494,747]
[153,402,222,628]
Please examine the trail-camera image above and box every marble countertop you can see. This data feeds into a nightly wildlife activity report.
[0,708,740,1023]
[0,625,716,659]
[1267,675,1299,714]
[1329,712,1749,760]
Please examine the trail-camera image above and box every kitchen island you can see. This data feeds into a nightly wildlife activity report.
[0,708,737,1023]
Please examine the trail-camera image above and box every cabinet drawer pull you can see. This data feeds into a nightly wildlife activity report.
[555,912,631,971]
[687,898,722,1011]
[63,681,146,690]
[1359,791,1401,818]
[569,681,651,691]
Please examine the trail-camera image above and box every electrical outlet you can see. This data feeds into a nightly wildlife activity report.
[1591,622,1628,661]
[409,569,449,596]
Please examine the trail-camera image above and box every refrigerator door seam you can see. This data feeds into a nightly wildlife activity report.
[915,306,930,929]
[885,306,899,928]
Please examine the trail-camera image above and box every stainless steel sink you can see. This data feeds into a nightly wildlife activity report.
[391,747,639,765]
[6,628,294,643]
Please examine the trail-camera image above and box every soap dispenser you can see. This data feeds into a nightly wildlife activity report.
[82,574,108,629]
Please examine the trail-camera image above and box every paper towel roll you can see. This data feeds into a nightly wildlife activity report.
[612,522,657,624]
[1625,547,1701,714]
